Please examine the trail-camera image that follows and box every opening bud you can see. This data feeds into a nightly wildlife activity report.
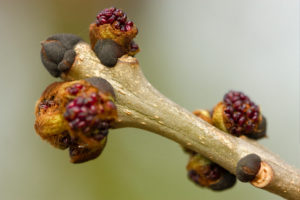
[89,7,139,66]
[34,78,117,163]
[212,90,267,139]
[187,154,236,191]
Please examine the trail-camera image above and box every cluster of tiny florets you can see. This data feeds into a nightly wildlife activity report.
[223,91,260,136]
[64,84,112,141]
[96,7,135,32]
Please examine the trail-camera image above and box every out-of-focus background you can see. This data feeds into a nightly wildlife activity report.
[0,0,299,199]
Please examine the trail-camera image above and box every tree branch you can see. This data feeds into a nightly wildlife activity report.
[61,42,300,199]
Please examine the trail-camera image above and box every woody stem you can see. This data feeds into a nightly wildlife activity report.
[61,42,300,199]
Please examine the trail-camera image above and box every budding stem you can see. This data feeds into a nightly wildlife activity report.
[61,42,300,200]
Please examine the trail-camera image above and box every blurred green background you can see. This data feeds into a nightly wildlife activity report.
[0,0,299,199]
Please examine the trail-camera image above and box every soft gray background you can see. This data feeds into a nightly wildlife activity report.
[0,0,299,199]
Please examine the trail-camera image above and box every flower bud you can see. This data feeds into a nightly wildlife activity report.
[34,78,117,163]
[187,154,236,191]
[89,7,139,64]
[212,90,267,139]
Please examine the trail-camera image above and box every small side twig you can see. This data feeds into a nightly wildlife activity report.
[61,42,300,199]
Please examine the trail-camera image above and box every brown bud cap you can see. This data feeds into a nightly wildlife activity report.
[236,154,261,182]
[212,91,267,139]
[34,79,117,163]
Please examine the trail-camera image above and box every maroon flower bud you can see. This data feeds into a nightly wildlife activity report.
[34,78,117,163]
[212,90,267,139]
[89,7,139,59]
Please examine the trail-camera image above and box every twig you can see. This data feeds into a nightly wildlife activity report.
[61,42,300,199]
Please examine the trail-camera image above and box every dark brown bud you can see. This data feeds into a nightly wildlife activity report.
[40,34,82,77]
[236,154,261,182]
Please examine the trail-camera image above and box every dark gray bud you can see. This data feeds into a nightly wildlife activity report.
[40,48,61,77]
[236,154,261,182]
[41,40,66,64]
[93,39,124,67]
[47,34,82,49]
[40,33,82,77]
[57,49,77,72]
